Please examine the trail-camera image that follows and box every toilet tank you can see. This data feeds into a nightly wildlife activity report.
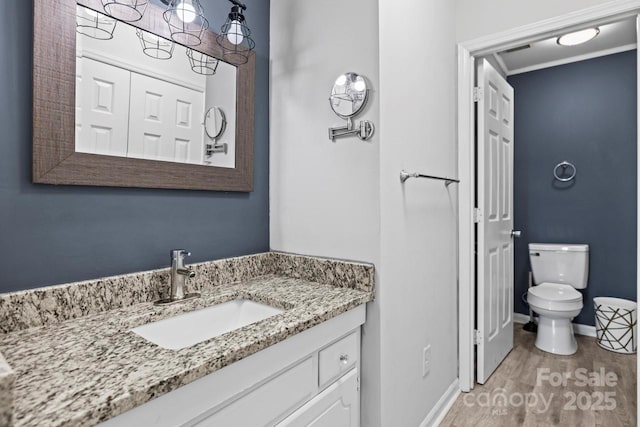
[529,243,589,289]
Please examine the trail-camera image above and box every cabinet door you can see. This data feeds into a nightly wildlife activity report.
[277,369,359,427]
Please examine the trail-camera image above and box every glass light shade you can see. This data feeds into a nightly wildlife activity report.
[186,49,220,76]
[557,28,600,46]
[101,0,149,22]
[76,6,117,40]
[136,29,175,60]
[164,0,209,47]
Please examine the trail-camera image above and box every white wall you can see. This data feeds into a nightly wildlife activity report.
[271,0,460,424]
[269,0,380,264]
[205,62,237,169]
[378,0,458,424]
[456,0,613,41]
[269,1,381,425]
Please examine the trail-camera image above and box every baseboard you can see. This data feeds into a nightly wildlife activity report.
[513,312,532,325]
[513,312,597,337]
[419,378,460,427]
[572,323,597,337]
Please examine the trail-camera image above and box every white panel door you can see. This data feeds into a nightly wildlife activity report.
[477,58,514,384]
[277,369,359,427]
[128,73,205,165]
[76,57,131,156]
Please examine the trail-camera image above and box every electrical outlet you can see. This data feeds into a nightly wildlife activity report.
[422,345,431,377]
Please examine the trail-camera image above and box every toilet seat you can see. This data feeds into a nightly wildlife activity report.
[528,282,583,311]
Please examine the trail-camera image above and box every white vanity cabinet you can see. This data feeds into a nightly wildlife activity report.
[100,306,364,427]
[277,368,359,427]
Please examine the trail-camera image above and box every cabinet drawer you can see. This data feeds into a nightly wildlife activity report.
[318,331,359,389]
[193,357,316,427]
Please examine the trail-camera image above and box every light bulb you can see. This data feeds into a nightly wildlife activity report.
[176,1,196,23]
[227,20,244,45]
[354,80,366,92]
[335,75,347,86]
[557,28,599,46]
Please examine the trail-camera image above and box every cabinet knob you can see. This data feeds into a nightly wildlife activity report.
[339,354,349,364]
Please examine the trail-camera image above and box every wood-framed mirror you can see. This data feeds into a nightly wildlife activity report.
[33,0,255,191]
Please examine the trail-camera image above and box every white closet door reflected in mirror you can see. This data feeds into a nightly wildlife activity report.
[75,5,237,168]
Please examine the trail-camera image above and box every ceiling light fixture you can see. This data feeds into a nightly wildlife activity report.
[164,0,209,46]
[557,28,600,46]
[217,0,255,65]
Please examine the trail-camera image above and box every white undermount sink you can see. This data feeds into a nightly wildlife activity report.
[131,299,285,350]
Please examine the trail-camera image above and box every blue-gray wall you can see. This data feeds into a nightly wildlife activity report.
[509,50,637,326]
[0,0,270,293]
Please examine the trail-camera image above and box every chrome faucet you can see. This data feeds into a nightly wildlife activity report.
[171,249,195,299]
[155,249,200,306]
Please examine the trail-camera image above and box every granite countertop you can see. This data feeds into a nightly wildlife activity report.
[0,253,374,427]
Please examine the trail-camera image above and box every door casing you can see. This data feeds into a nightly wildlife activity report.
[456,0,640,392]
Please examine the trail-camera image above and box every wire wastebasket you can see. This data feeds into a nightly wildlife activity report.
[593,297,637,354]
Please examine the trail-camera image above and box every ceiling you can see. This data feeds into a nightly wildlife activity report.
[496,18,637,76]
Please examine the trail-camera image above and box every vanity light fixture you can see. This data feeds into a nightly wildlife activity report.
[557,28,600,46]
[164,0,209,47]
[217,0,255,65]
[101,0,149,22]
[136,29,175,60]
[186,49,220,75]
[76,6,117,40]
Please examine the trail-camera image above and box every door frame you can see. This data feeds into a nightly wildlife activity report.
[457,0,640,392]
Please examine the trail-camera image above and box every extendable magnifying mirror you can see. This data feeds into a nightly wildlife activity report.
[204,106,228,156]
[328,72,375,142]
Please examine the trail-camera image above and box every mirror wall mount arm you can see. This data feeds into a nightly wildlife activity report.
[328,118,375,142]
[33,0,255,192]
[206,143,229,156]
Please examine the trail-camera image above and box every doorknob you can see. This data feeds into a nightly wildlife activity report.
[511,230,522,238]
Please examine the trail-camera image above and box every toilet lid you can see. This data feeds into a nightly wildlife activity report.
[529,282,582,302]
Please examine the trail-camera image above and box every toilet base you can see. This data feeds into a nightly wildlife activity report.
[535,315,578,355]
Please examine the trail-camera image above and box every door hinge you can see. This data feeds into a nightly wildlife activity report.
[473,87,484,102]
[473,207,483,223]
[473,329,483,345]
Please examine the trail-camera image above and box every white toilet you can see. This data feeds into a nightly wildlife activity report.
[528,243,589,355]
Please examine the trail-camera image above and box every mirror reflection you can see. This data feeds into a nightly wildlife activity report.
[205,107,227,139]
[75,5,237,168]
[329,72,369,119]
